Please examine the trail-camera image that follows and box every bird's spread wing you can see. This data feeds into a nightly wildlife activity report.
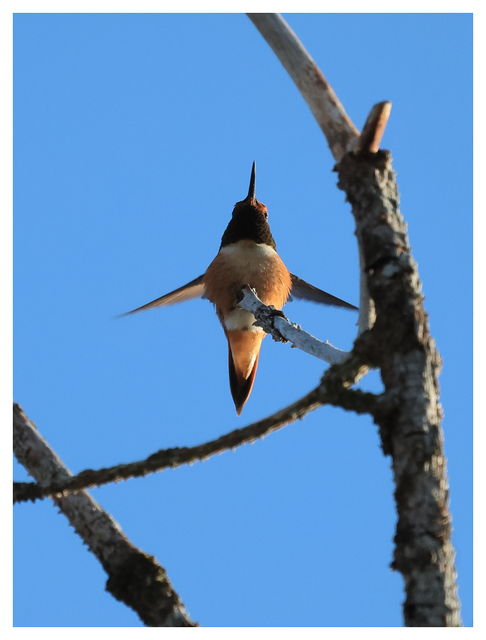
[120,275,206,316]
[290,273,357,310]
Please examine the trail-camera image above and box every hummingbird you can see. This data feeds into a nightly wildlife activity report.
[123,163,357,415]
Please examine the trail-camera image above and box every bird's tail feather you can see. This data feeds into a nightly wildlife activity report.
[226,330,264,415]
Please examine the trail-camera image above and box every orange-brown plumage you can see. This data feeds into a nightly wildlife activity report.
[225,329,264,415]
[203,237,292,414]
[203,239,292,319]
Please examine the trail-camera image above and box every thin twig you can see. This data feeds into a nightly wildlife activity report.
[13,390,323,503]
[14,348,378,505]
[237,285,350,364]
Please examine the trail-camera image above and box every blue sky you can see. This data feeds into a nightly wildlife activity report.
[13,12,472,627]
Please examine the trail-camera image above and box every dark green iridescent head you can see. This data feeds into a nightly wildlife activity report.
[220,162,276,250]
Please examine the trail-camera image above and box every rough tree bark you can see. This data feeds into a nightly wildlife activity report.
[337,151,460,626]
[13,404,197,627]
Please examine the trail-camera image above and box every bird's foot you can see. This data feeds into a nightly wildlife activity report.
[254,306,289,343]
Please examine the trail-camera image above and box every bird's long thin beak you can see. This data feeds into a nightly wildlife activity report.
[247,161,256,204]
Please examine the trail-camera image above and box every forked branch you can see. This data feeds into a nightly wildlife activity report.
[247,12,461,627]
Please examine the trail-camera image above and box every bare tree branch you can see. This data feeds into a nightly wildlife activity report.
[14,351,375,505]
[353,102,390,335]
[237,285,350,364]
[247,13,359,161]
[13,403,197,627]
[13,392,323,503]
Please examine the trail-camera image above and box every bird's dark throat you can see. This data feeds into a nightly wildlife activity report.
[220,203,276,250]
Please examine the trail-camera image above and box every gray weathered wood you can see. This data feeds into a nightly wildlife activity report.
[337,151,461,627]
[247,13,359,161]
[237,285,350,365]
[13,403,197,627]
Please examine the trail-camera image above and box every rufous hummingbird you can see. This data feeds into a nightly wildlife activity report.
[123,163,357,415]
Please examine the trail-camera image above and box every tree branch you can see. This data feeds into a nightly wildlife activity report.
[13,391,323,503]
[14,349,377,506]
[336,150,461,626]
[247,13,359,161]
[237,285,350,365]
[13,403,197,627]
[353,100,392,335]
